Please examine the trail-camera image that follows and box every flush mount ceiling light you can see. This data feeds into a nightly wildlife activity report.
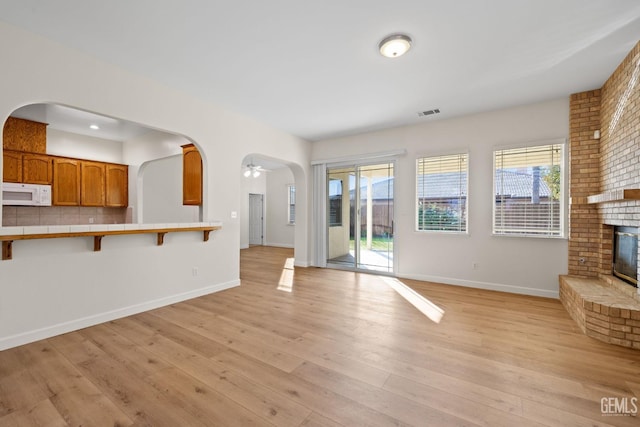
[89,124,100,130]
[379,33,412,58]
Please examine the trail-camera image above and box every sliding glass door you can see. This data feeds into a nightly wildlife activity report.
[326,162,394,273]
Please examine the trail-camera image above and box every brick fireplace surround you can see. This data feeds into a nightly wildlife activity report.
[560,41,640,350]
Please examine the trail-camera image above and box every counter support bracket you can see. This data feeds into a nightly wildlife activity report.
[2,241,12,260]
[157,232,167,246]
[94,236,103,252]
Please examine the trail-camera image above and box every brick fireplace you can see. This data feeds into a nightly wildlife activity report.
[560,41,640,350]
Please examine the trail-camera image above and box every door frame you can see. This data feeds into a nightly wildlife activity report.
[325,160,396,274]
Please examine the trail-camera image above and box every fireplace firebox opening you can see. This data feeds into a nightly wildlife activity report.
[613,226,638,287]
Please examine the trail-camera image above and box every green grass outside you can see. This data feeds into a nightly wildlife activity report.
[349,236,393,251]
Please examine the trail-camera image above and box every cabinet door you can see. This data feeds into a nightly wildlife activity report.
[3,117,47,153]
[105,164,128,207]
[2,150,22,182]
[22,153,53,184]
[52,158,80,206]
[81,161,106,207]
[182,144,202,206]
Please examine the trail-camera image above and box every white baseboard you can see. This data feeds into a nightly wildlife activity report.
[396,273,559,299]
[0,279,240,351]
[294,260,310,268]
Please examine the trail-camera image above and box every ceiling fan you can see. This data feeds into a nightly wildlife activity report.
[243,160,269,178]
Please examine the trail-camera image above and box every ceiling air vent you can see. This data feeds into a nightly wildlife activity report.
[417,108,440,117]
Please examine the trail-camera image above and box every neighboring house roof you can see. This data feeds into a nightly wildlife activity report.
[494,170,552,198]
[417,173,467,199]
[349,170,552,200]
[348,178,395,200]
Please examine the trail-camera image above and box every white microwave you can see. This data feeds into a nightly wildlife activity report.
[2,182,52,206]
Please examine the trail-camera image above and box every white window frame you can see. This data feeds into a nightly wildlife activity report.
[415,152,469,233]
[492,139,566,238]
[287,184,296,225]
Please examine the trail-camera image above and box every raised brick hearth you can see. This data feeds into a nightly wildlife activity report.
[560,276,640,349]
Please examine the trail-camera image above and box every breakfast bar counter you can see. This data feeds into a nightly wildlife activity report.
[0,222,222,260]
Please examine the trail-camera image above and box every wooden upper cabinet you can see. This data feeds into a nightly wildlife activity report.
[2,150,22,183]
[3,117,47,153]
[2,151,53,184]
[80,161,106,207]
[182,144,202,206]
[53,158,81,206]
[22,153,53,184]
[41,156,127,207]
[105,163,128,207]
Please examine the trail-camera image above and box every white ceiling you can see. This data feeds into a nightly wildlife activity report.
[1,1,639,142]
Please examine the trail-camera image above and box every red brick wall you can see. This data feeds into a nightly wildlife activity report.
[600,42,640,221]
[569,41,640,278]
[568,91,601,276]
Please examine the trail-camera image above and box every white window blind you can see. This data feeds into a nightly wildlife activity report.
[493,143,563,237]
[416,153,468,232]
[287,185,296,225]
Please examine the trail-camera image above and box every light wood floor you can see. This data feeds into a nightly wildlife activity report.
[1,246,639,426]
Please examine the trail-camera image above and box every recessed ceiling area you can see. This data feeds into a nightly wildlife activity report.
[1,1,639,141]
[11,104,151,141]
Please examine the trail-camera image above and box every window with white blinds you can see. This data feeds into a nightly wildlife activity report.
[416,153,468,232]
[493,143,564,237]
[287,184,296,225]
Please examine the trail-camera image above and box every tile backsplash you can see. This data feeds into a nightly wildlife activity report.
[2,206,128,226]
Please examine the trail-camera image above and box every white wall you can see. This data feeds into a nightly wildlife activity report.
[0,22,311,349]
[47,128,124,163]
[265,167,295,248]
[123,129,186,164]
[142,155,200,223]
[312,98,570,298]
[123,129,190,223]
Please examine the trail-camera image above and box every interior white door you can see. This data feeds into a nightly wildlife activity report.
[249,193,264,246]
